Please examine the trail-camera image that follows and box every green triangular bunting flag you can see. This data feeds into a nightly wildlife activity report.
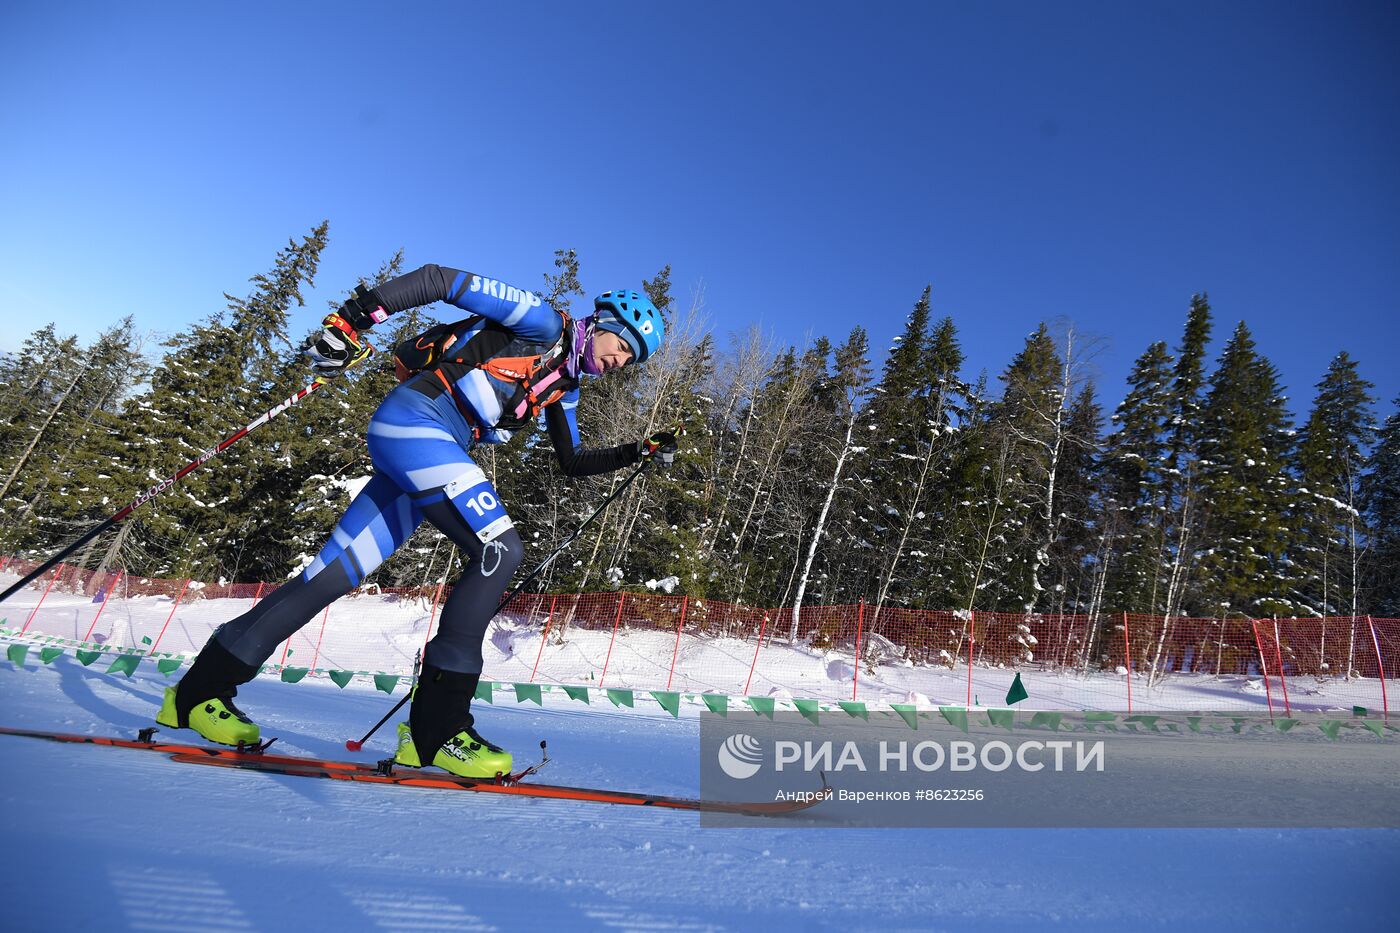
[793,699,820,725]
[475,680,494,703]
[373,674,399,694]
[891,704,919,729]
[280,667,309,684]
[746,696,775,719]
[1317,719,1342,740]
[650,691,680,718]
[1028,711,1063,731]
[562,685,590,703]
[939,707,969,733]
[1360,720,1387,738]
[328,670,354,689]
[606,689,634,708]
[40,647,64,665]
[515,683,543,706]
[157,658,182,676]
[1005,672,1028,705]
[702,693,728,716]
[7,643,28,667]
[75,650,102,666]
[106,654,140,678]
[985,709,1015,731]
[838,701,869,720]
[1274,718,1300,733]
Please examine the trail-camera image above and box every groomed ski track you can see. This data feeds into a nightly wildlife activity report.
[2,656,1396,931]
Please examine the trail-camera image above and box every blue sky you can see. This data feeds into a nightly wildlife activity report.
[1,1,1397,421]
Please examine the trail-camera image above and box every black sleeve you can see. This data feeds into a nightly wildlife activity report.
[372,264,472,315]
[544,404,640,477]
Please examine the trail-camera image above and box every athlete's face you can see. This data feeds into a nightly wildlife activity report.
[591,330,635,372]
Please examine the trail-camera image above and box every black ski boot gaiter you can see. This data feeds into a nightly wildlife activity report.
[173,638,261,727]
[409,665,480,765]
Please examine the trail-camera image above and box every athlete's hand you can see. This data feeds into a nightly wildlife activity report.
[338,284,390,331]
[638,428,680,467]
[306,313,375,377]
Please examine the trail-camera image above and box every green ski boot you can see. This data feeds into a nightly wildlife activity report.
[155,639,262,746]
[157,686,261,746]
[395,722,513,778]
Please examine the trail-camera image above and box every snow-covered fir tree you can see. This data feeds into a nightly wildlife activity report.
[1102,340,1175,612]
[1196,322,1299,616]
[1046,381,1103,613]
[1292,352,1375,617]
[1361,397,1400,615]
[0,319,148,566]
[100,223,329,579]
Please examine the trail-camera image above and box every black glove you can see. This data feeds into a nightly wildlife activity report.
[338,284,390,331]
[638,430,679,467]
[306,313,375,377]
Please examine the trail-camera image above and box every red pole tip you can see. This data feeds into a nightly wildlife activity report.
[345,740,362,752]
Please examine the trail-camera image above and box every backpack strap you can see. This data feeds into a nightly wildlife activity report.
[393,311,577,429]
[485,313,577,427]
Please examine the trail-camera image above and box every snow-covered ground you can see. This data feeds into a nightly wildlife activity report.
[1,654,1398,931]
[5,577,1395,715]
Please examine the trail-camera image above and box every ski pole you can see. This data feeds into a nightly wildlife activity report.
[346,457,654,751]
[0,379,331,606]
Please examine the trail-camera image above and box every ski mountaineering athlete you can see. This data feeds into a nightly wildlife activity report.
[156,264,678,778]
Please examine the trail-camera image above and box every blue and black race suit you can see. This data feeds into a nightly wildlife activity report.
[213,265,639,675]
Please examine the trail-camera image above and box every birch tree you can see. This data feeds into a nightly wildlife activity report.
[789,326,870,641]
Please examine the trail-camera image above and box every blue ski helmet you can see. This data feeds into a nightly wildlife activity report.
[592,290,664,364]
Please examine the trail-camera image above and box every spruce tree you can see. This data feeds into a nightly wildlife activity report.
[1360,398,1400,615]
[0,325,82,535]
[927,371,1001,611]
[983,324,1064,609]
[104,223,330,579]
[1293,353,1375,616]
[863,297,970,614]
[24,318,149,569]
[0,320,147,564]
[1167,294,1212,480]
[1160,295,1213,614]
[1048,381,1104,612]
[1102,341,1175,611]
[541,248,585,313]
[1196,322,1298,616]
